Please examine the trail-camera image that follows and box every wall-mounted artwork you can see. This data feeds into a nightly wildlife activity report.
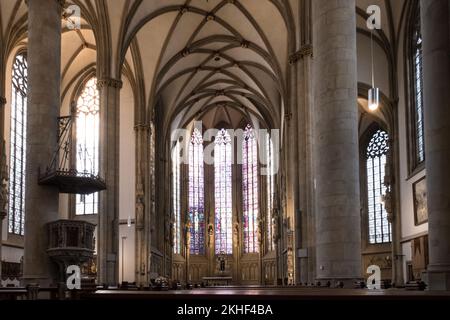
[413,177,428,226]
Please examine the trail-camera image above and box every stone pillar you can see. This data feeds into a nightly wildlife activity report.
[148,122,156,278]
[0,97,6,279]
[285,96,299,285]
[295,0,316,285]
[420,0,450,291]
[97,78,122,286]
[134,124,151,286]
[312,0,361,284]
[23,0,62,285]
[0,213,4,276]
[284,13,301,284]
[0,197,5,279]
[0,96,5,135]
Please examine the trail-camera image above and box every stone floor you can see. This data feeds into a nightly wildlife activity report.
[88,287,450,300]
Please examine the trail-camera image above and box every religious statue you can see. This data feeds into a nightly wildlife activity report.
[272,208,280,242]
[382,162,394,223]
[185,218,192,247]
[169,221,174,247]
[233,222,239,245]
[136,198,144,227]
[140,262,146,276]
[217,252,226,273]
[233,222,239,236]
[208,224,214,236]
[207,224,214,246]
[0,140,9,217]
[90,258,97,275]
[165,217,171,243]
[382,190,393,223]
[257,217,264,244]
[135,180,145,230]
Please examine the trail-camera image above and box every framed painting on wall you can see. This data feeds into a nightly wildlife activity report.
[413,177,428,226]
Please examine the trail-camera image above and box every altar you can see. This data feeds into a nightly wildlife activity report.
[202,277,233,286]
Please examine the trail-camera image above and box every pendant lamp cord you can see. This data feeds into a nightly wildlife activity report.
[371,29,375,88]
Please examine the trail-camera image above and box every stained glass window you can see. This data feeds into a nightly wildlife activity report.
[366,130,391,244]
[8,53,27,235]
[412,9,425,165]
[242,125,259,253]
[266,133,275,251]
[214,129,233,254]
[189,128,205,255]
[75,77,99,215]
[172,141,181,254]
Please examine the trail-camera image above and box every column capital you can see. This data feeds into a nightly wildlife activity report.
[0,96,6,106]
[284,112,293,121]
[97,78,123,90]
[289,44,313,65]
[134,124,151,133]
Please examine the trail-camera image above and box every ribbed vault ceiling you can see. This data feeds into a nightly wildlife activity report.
[0,0,409,134]
[120,0,292,131]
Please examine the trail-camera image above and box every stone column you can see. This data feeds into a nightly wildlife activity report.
[23,0,62,285]
[0,214,4,278]
[134,124,151,286]
[0,97,6,279]
[295,0,316,285]
[0,95,5,135]
[148,122,156,278]
[97,78,122,286]
[312,0,361,284]
[285,92,299,285]
[420,0,450,291]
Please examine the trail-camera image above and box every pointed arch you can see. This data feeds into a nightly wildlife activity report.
[365,129,392,244]
[214,128,233,254]
[74,77,100,215]
[242,124,259,253]
[188,127,205,255]
[405,0,425,173]
[8,52,27,235]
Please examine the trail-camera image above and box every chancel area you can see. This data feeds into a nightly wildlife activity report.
[1,0,450,300]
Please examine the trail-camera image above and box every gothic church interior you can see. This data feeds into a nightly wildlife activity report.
[1,0,450,298]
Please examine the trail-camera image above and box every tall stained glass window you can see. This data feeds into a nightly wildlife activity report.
[412,10,425,165]
[75,77,100,215]
[266,133,275,251]
[214,129,233,254]
[242,125,259,253]
[189,128,205,255]
[172,142,181,254]
[8,53,27,235]
[366,130,391,244]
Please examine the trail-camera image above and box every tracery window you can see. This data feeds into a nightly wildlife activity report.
[189,128,205,255]
[214,129,233,254]
[172,141,181,254]
[8,53,27,235]
[242,125,259,253]
[412,11,425,165]
[75,77,99,215]
[266,133,275,251]
[366,130,391,244]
